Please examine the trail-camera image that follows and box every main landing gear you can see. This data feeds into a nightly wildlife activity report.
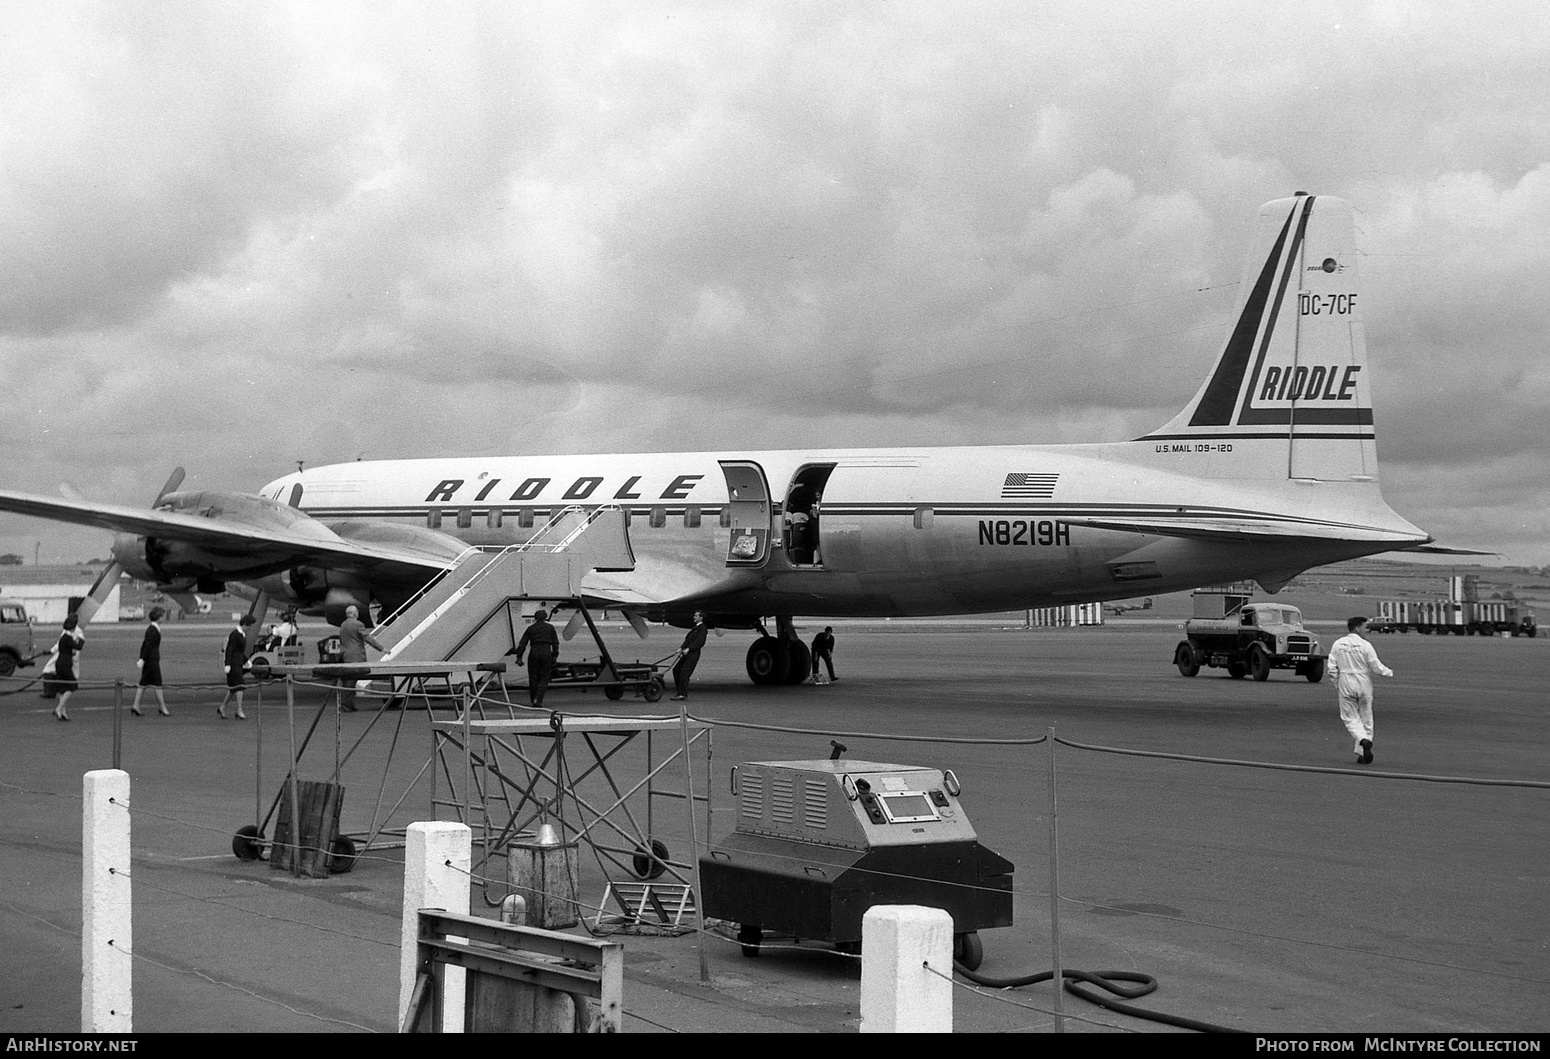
[745,617,810,686]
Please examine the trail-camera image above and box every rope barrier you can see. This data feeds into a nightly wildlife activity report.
[9,686,1545,1032]
[1052,732,1550,789]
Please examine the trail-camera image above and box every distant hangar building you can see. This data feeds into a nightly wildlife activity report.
[0,566,121,623]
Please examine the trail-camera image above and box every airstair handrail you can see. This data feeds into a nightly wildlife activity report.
[374,506,630,661]
[371,545,486,634]
[378,545,526,660]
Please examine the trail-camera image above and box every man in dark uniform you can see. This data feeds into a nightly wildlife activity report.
[671,612,708,701]
[514,608,560,708]
[811,625,837,683]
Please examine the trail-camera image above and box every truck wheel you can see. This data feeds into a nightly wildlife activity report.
[1226,661,1247,679]
[1248,645,1271,682]
[1174,644,1199,677]
[1304,657,1326,683]
[0,650,17,678]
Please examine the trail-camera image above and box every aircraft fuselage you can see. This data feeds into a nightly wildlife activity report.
[262,436,1418,622]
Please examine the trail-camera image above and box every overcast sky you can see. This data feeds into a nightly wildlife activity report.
[2,0,1548,568]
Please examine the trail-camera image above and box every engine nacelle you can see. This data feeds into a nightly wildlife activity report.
[321,588,373,627]
[252,566,371,622]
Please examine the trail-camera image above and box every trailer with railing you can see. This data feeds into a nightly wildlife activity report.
[1367,577,1537,637]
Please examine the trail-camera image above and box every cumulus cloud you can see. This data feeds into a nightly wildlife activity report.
[2,0,1549,564]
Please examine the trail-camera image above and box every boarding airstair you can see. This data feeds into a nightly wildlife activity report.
[372,505,636,666]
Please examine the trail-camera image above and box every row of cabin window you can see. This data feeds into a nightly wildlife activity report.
[427,507,726,531]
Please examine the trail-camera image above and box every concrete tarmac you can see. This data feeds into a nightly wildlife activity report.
[1,619,1546,1034]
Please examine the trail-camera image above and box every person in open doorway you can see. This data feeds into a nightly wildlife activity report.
[514,608,560,708]
[1327,616,1393,765]
[337,604,383,712]
[811,625,837,683]
[49,614,85,721]
[217,614,256,720]
[131,607,170,716]
[671,612,708,700]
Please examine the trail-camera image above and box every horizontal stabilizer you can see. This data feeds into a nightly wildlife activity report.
[1399,543,1498,556]
[1061,513,1430,547]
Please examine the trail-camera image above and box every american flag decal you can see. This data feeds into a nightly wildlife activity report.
[1001,473,1059,498]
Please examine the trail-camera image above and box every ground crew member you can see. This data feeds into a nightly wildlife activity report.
[1327,616,1393,764]
[671,612,708,701]
[515,608,560,708]
[811,626,837,683]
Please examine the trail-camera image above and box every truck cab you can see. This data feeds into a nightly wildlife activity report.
[1174,589,1325,682]
[0,599,36,678]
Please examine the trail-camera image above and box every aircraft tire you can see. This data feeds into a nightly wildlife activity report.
[784,640,811,683]
[746,637,790,685]
[1248,645,1272,682]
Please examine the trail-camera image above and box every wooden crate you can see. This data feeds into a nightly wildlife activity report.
[271,779,343,878]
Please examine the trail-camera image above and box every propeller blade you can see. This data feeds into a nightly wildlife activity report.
[625,610,650,639]
[74,561,125,626]
[562,609,587,641]
[155,467,186,505]
[243,591,271,652]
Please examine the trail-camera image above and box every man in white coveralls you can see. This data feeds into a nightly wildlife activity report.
[1326,616,1394,765]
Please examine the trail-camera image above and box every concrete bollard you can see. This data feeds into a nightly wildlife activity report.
[400,821,471,1033]
[82,769,132,1033]
[860,905,953,1033]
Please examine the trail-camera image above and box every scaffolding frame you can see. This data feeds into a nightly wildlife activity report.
[429,713,713,908]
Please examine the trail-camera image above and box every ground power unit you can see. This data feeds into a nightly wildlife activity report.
[699,759,1013,969]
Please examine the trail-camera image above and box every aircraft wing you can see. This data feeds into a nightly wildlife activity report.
[1059,512,1432,547]
[0,489,458,577]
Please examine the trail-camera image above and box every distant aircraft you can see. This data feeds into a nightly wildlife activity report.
[0,194,1456,684]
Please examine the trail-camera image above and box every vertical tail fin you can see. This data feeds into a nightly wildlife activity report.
[1143,194,1376,482]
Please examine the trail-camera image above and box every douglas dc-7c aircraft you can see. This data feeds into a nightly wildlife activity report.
[0,194,1447,685]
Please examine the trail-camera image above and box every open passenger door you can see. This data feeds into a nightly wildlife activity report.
[718,461,773,567]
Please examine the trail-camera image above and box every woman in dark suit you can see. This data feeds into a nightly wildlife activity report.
[216,614,254,720]
[131,607,170,716]
[51,614,84,721]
